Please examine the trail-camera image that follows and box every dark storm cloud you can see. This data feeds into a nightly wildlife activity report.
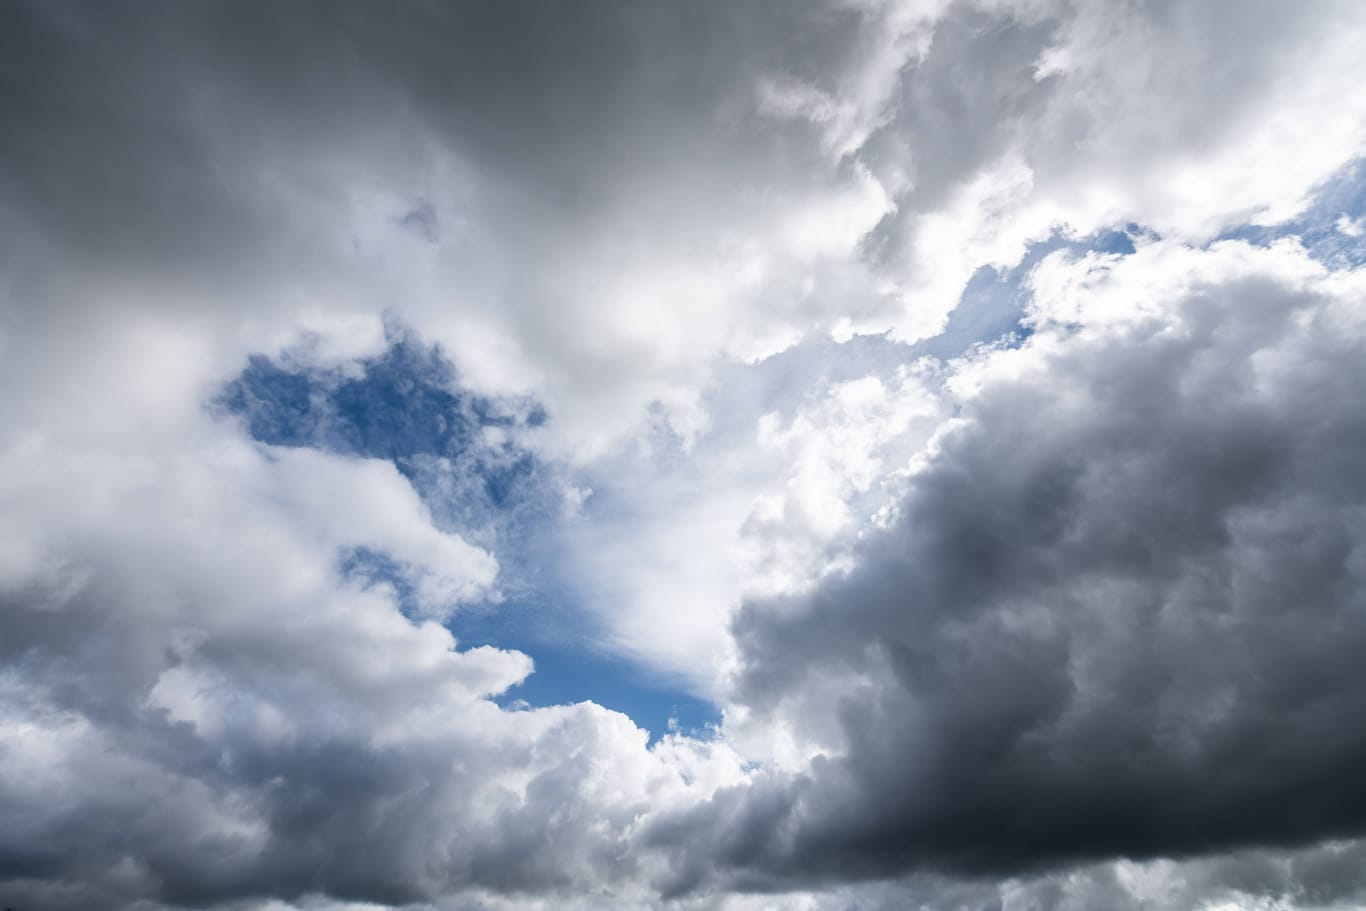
[646,245,1366,894]
[0,0,841,270]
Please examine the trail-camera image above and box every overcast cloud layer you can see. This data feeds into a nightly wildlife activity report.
[5,2,1366,910]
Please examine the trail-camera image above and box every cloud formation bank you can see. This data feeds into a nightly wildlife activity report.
[4,2,1366,910]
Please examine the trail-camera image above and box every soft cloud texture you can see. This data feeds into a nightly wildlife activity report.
[652,237,1366,899]
[4,1,1366,910]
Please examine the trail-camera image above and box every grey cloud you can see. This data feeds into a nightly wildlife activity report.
[1,4,873,906]
[5,2,1366,910]
[0,423,663,909]
[3,0,1353,435]
[647,247,1366,895]
[0,0,907,449]
[860,5,1062,263]
[0,0,839,269]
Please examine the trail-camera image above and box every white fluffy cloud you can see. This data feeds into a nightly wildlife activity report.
[0,406,754,908]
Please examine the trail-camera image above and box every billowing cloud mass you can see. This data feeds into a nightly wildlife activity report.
[658,238,1366,891]
[4,2,1366,910]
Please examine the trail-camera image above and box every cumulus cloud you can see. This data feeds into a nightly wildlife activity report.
[644,237,1366,902]
[10,0,1364,450]
[0,405,751,909]
[5,1,1366,910]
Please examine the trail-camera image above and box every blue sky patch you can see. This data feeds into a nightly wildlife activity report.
[218,331,548,545]
[917,225,1144,360]
[1218,159,1366,266]
[220,330,717,740]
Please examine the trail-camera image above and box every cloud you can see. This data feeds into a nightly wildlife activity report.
[10,0,1363,454]
[5,1,1366,910]
[644,237,1366,897]
[0,400,752,908]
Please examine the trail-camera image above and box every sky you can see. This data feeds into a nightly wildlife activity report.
[4,1,1366,910]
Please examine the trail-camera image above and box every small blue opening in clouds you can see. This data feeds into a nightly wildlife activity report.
[914,225,1144,361]
[218,333,549,542]
[1217,158,1366,267]
[508,646,720,743]
[338,545,718,740]
[1090,226,1138,255]
[465,597,721,741]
